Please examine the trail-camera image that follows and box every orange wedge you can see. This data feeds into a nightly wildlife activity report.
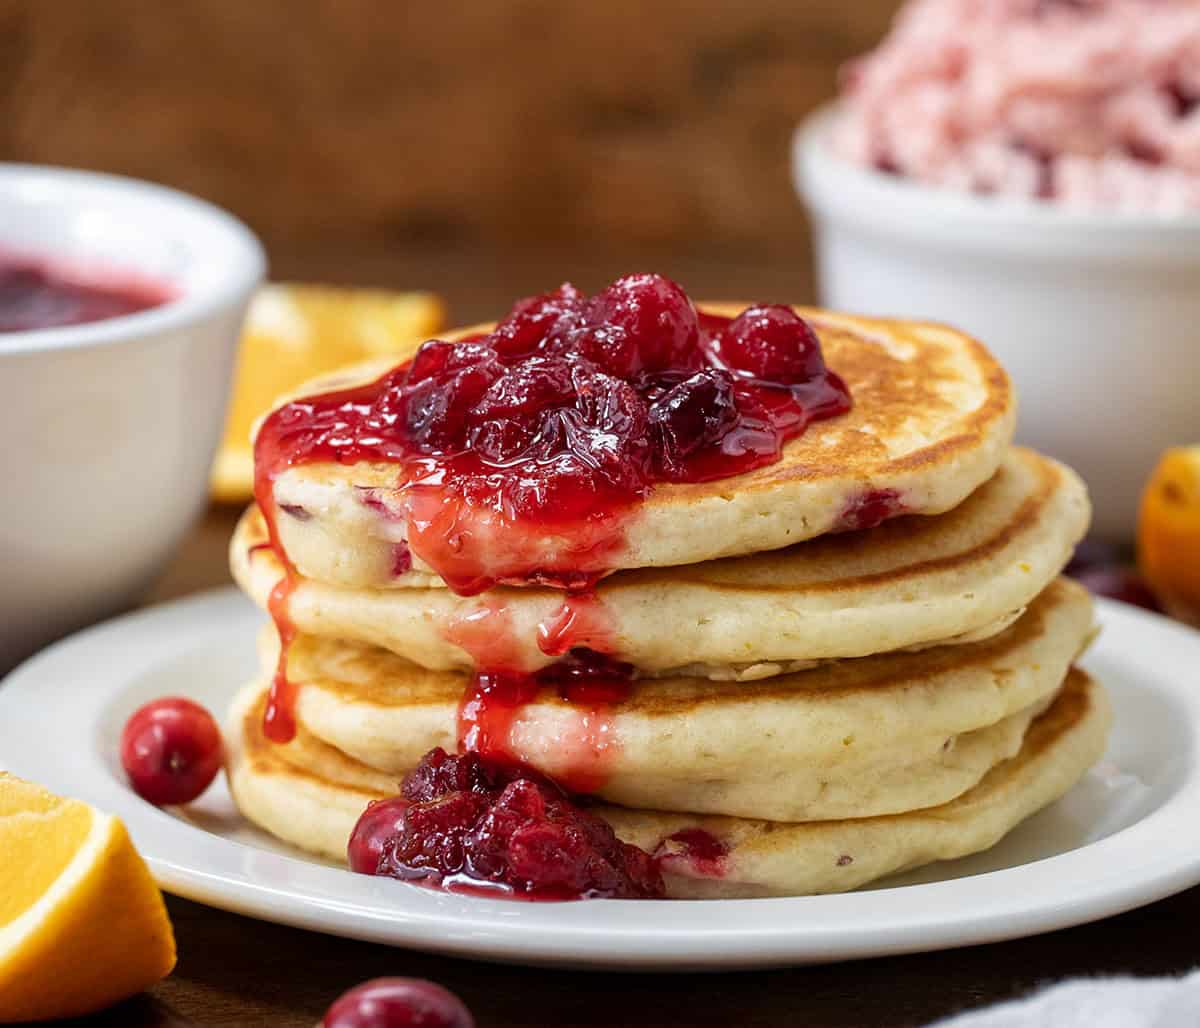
[0,773,176,1022]
[211,283,445,503]
[1138,444,1200,627]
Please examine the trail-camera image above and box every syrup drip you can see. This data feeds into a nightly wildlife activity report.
[254,432,304,742]
[457,671,541,758]
[552,707,621,796]
[401,481,624,596]
[442,602,528,672]
[537,591,614,657]
[446,590,626,792]
[456,652,634,794]
[263,572,299,743]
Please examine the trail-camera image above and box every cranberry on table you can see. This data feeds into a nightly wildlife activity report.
[322,977,474,1028]
[120,697,223,806]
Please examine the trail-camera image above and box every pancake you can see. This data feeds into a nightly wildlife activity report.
[242,673,1052,824]
[259,579,1094,822]
[262,306,1015,590]
[233,448,1087,676]
[226,668,1111,898]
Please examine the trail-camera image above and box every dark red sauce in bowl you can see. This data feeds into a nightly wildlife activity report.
[0,250,175,333]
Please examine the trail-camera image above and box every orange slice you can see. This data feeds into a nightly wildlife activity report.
[1137,444,1200,626]
[0,773,176,1021]
[211,283,445,503]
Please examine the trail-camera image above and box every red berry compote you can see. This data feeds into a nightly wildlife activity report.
[254,275,850,897]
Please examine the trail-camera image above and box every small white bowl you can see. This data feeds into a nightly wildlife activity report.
[0,164,265,671]
[795,107,1200,540]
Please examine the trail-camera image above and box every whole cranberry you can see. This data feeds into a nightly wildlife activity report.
[322,978,474,1028]
[405,340,455,386]
[491,283,586,358]
[400,340,499,383]
[400,361,501,452]
[120,697,223,806]
[718,305,825,383]
[587,273,700,374]
[348,796,412,874]
[573,323,640,379]
[649,369,740,477]
[567,364,652,476]
[470,356,576,425]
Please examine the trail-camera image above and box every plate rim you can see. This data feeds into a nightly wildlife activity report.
[2,587,1199,970]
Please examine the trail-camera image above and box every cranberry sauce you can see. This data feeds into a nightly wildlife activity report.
[347,748,665,900]
[263,575,301,743]
[537,591,613,657]
[252,274,849,746]
[441,590,630,794]
[457,649,635,797]
[0,251,173,332]
[254,274,850,595]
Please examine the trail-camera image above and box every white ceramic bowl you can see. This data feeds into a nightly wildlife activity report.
[795,108,1200,540]
[0,164,265,671]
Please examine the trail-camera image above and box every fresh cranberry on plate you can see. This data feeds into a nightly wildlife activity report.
[120,697,223,806]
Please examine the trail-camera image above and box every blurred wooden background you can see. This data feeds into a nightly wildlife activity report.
[0,0,899,264]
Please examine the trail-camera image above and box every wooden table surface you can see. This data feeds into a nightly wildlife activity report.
[59,248,1200,1026]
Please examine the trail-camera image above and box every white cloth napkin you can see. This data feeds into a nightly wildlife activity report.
[929,971,1200,1027]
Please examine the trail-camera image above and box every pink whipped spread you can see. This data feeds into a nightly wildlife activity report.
[832,0,1200,212]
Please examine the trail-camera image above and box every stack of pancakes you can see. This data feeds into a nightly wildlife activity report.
[227,307,1109,898]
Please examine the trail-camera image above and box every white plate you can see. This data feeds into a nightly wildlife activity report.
[1,588,1198,970]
